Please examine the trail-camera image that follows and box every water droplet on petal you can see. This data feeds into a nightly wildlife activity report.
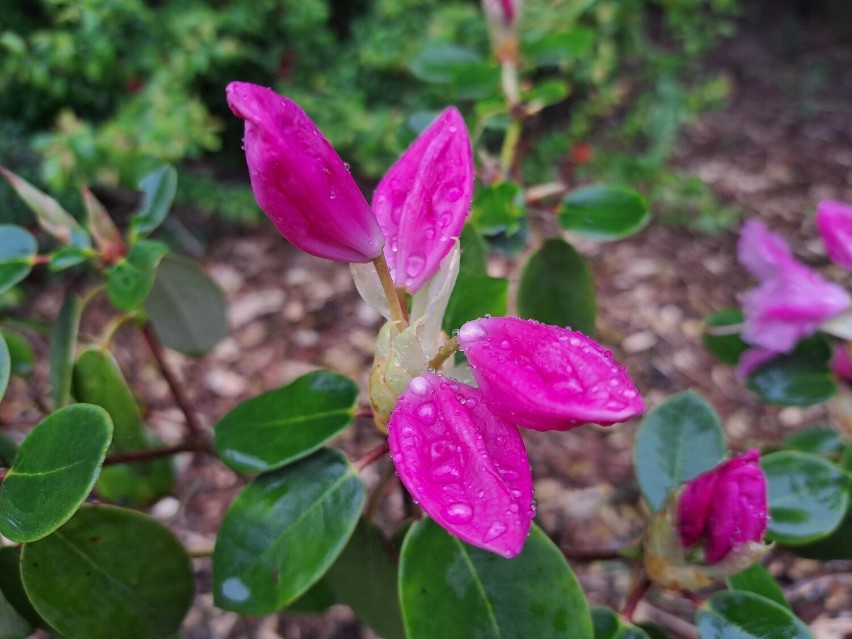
[425,227,436,239]
[484,521,507,541]
[407,255,425,278]
[447,187,462,202]
[343,162,351,171]
[439,211,453,227]
[329,191,336,200]
[410,376,429,396]
[458,322,488,342]
[445,502,473,523]
[417,402,436,425]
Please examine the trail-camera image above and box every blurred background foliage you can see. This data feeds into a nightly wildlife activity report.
[1,0,742,230]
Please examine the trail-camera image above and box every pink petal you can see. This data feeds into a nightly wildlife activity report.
[387,372,533,557]
[737,219,796,282]
[816,200,852,272]
[741,263,850,353]
[734,347,778,380]
[373,108,473,293]
[831,344,852,380]
[457,317,644,431]
[226,82,384,263]
[677,471,719,548]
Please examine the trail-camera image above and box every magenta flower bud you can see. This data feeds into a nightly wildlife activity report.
[457,317,644,431]
[373,107,473,293]
[737,219,796,281]
[226,82,384,263]
[482,0,520,27]
[832,344,852,380]
[387,372,533,557]
[816,200,852,272]
[677,450,768,564]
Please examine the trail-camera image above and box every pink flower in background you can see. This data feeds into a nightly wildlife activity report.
[737,219,850,353]
[734,347,776,380]
[457,317,644,431]
[373,108,473,293]
[226,82,384,263]
[677,450,768,564]
[816,200,852,272]
[832,344,852,380]
[387,372,533,558]
[482,0,520,26]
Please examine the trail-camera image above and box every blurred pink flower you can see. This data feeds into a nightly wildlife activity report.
[734,347,776,380]
[226,82,384,263]
[482,0,520,26]
[737,219,796,281]
[387,372,533,558]
[373,108,473,293]
[677,449,768,564]
[832,344,852,380]
[457,317,644,431]
[816,200,852,272]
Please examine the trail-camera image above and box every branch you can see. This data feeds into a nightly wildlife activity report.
[103,440,211,466]
[622,573,652,623]
[355,442,389,472]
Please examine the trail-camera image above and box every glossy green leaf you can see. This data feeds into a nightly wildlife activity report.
[558,186,649,241]
[592,607,651,639]
[761,451,849,545]
[702,309,748,366]
[525,79,570,111]
[48,294,81,409]
[215,371,358,474]
[73,349,173,504]
[48,246,91,271]
[0,226,37,295]
[130,165,178,239]
[106,240,169,311]
[0,168,90,248]
[696,591,813,639]
[400,519,591,639]
[727,564,789,609]
[782,426,844,456]
[443,272,509,334]
[0,404,112,542]
[2,332,33,377]
[458,224,487,275]
[524,28,596,66]
[634,391,726,511]
[748,354,836,407]
[144,253,227,354]
[0,432,15,466]
[0,589,31,639]
[518,238,596,334]
[483,217,529,256]
[0,334,9,402]
[285,579,337,614]
[472,182,526,237]
[0,547,44,630]
[790,504,852,560]
[213,449,365,614]
[21,505,194,639]
[323,519,405,639]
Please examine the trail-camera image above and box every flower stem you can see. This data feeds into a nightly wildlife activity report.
[355,442,390,472]
[372,253,408,328]
[429,337,459,370]
[622,573,651,623]
[499,118,523,177]
[103,440,211,466]
[99,312,138,350]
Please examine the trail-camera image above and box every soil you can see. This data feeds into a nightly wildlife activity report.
[4,12,852,639]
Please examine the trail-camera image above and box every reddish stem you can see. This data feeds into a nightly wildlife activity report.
[103,440,210,466]
[355,442,389,472]
[622,574,651,623]
[355,406,374,419]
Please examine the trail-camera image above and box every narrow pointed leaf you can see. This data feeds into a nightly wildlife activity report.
[215,371,358,473]
[0,225,37,295]
[48,294,81,409]
[106,240,168,311]
[73,349,173,504]
[20,505,194,639]
[2,332,33,377]
[400,519,592,639]
[696,591,813,639]
[0,404,112,542]
[81,187,124,257]
[634,391,726,511]
[213,449,365,614]
[558,186,649,241]
[48,246,91,271]
[130,165,178,239]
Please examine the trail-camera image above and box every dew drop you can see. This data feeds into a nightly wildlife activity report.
[446,187,462,202]
[343,162,351,171]
[417,402,436,425]
[458,322,488,342]
[430,463,461,483]
[439,211,453,227]
[406,255,426,278]
[499,339,511,349]
[410,376,429,397]
[569,337,580,346]
[484,521,507,541]
[444,502,473,524]
[424,227,436,239]
[448,125,458,133]
[329,191,336,200]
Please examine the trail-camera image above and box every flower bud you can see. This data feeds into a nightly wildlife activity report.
[677,450,768,564]
[226,82,384,263]
[373,108,473,293]
[457,317,644,431]
[387,372,533,557]
[481,0,522,63]
[737,219,795,282]
[816,200,852,272]
[832,343,852,380]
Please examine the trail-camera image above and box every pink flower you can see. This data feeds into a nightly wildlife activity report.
[457,317,644,431]
[816,200,852,272]
[677,450,768,564]
[373,108,473,293]
[734,347,777,380]
[226,82,384,263]
[482,0,520,26]
[387,372,533,557]
[737,219,850,353]
[832,344,852,380]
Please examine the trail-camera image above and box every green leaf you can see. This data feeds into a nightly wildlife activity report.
[471,182,526,237]
[409,44,499,99]
[213,449,365,614]
[400,519,592,639]
[747,354,837,406]
[48,246,91,271]
[144,252,227,354]
[285,579,337,614]
[525,80,571,111]
[0,404,112,542]
[591,607,651,639]
[696,591,813,639]
[702,309,748,365]
[524,28,596,67]
[727,564,789,609]
[761,451,850,545]
[558,186,649,241]
[81,186,123,255]
[0,431,15,466]
[517,238,596,334]
[73,349,173,505]
[106,240,169,311]
[634,391,726,511]
[443,272,509,334]
[0,226,37,295]
[20,504,194,639]
[789,504,852,560]
[2,332,33,377]
[323,519,405,639]
[0,547,45,630]
[782,426,844,456]
[215,371,358,474]
[48,294,81,409]
[0,333,9,402]
[0,167,90,248]
[0,587,31,639]
[130,165,178,240]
